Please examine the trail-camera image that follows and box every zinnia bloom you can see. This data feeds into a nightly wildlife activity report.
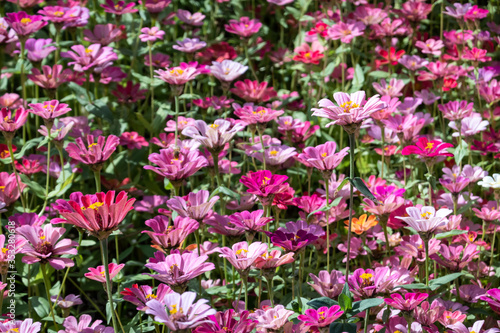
[297,305,344,328]
[217,241,268,273]
[384,293,429,311]
[345,214,378,235]
[182,119,245,153]
[85,263,125,283]
[65,134,120,171]
[239,170,289,206]
[396,206,452,235]
[224,17,262,37]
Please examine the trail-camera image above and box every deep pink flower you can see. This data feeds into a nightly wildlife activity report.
[145,251,215,291]
[0,172,27,206]
[0,107,28,134]
[143,216,198,252]
[239,170,289,206]
[464,5,489,21]
[228,210,272,233]
[233,104,284,125]
[17,224,77,270]
[121,283,173,311]
[139,27,165,42]
[112,81,147,103]
[83,24,122,45]
[394,235,441,262]
[28,100,71,123]
[430,243,480,272]
[100,0,138,15]
[298,305,344,328]
[85,263,125,282]
[65,134,120,169]
[414,300,445,326]
[167,190,219,221]
[225,17,261,37]
[480,288,500,314]
[5,11,47,38]
[230,80,277,103]
[298,141,349,173]
[194,309,257,333]
[308,270,345,298]
[51,191,136,239]
[327,21,365,43]
[253,249,294,270]
[292,42,324,65]
[119,131,149,150]
[385,293,428,311]
[438,100,474,121]
[155,63,201,87]
[401,137,453,159]
[462,47,491,62]
[38,6,80,24]
[28,65,72,90]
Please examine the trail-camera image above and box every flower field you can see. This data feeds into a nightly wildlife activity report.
[1,0,500,332]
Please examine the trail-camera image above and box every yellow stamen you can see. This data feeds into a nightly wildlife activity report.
[360,273,373,280]
[425,142,434,150]
[88,143,98,149]
[269,150,278,156]
[209,124,219,129]
[235,248,248,255]
[21,18,32,24]
[82,202,104,210]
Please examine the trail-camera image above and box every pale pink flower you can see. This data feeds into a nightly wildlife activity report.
[415,39,444,56]
[139,27,165,42]
[84,263,125,283]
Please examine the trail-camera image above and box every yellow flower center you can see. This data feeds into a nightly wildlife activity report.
[21,18,32,24]
[0,186,5,192]
[304,52,311,58]
[146,293,157,299]
[420,211,432,219]
[53,11,64,16]
[340,100,359,113]
[235,248,248,255]
[7,329,19,333]
[321,152,327,158]
[85,48,93,54]
[387,85,392,89]
[88,143,98,149]
[209,124,219,129]
[269,150,278,156]
[425,142,434,150]
[360,273,373,280]
[1,248,7,254]
[262,176,270,185]
[82,202,104,210]
[169,304,182,315]
[170,69,184,76]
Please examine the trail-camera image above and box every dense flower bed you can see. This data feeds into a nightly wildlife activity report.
[1,0,500,332]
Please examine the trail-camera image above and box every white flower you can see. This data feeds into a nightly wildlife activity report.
[210,60,248,82]
[478,174,500,189]
[396,206,452,233]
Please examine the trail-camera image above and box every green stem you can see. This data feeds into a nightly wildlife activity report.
[41,264,59,330]
[490,229,497,267]
[6,139,26,210]
[266,276,274,307]
[298,250,305,299]
[346,133,355,278]
[424,236,430,286]
[381,127,385,179]
[148,41,155,129]
[363,309,369,333]
[243,274,249,310]
[67,276,106,319]
[99,238,119,332]
[94,170,101,192]
[244,42,258,81]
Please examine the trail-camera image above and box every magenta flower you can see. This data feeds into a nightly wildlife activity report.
[240,170,289,206]
[176,9,205,26]
[5,11,47,39]
[0,107,28,135]
[28,100,71,125]
[401,137,453,159]
[308,270,345,298]
[182,119,245,153]
[66,134,120,170]
[228,210,272,233]
[234,104,284,126]
[480,288,500,315]
[217,241,268,273]
[23,38,57,63]
[121,283,173,311]
[143,216,198,251]
[85,263,125,283]
[438,100,474,121]
[173,37,207,53]
[225,17,262,37]
[145,251,215,292]
[385,293,428,311]
[101,0,138,15]
[28,65,72,90]
[61,44,118,73]
[414,300,445,326]
[145,291,216,330]
[230,80,277,103]
[167,190,219,221]
[430,243,480,272]
[298,141,349,175]
[155,63,201,87]
[312,91,387,133]
[266,220,324,252]
[8,212,46,228]
[139,27,165,42]
[298,305,344,328]
[59,315,113,333]
[17,224,77,270]
[83,24,122,45]
[394,235,441,262]
[194,309,257,333]
[119,131,149,150]
[327,21,365,43]
[112,81,147,103]
[0,172,27,206]
[38,6,80,24]
[51,191,136,239]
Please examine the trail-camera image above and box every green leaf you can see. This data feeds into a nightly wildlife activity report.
[307,297,339,310]
[217,186,240,202]
[179,93,201,100]
[20,174,46,199]
[330,322,357,333]
[350,64,364,92]
[349,177,379,203]
[31,296,51,318]
[351,298,384,315]
[86,98,114,122]
[393,283,430,290]
[368,71,391,79]
[334,178,350,197]
[135,112,154,134]
[307,196,342,219]
[434,230,468,240]
[0,138,43,164]
[428,273,464,291]
[68,81,92,105]
[453,140,468,165]
[338,282,352,312]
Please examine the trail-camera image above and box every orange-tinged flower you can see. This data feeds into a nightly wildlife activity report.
[344,214,378,235]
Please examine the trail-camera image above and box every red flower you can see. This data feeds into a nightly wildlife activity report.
[442,78,457,91]
[375,47,405,68]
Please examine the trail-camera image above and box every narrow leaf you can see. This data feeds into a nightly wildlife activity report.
[349,177,380,204]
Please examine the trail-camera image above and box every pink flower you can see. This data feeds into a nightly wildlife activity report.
[0,172,27,206]
[0,107,28,134]
[85,263,125,282]
[298,141,349,173]
[462,47,491,62]
[217,241,268,272]
[228,210,272,233]
[438,100,474,121]
[415,39,444,56]
[430,243,480,272]
[83,24,122,45]
[100,0,138,15]
[38,6,80,24]
[61,44,118,72]
[348,267,413,299]
[173,37,207,53]
[121,283,173,311]
[112,81,148,103]
[252,249,294,270]
[480,288,500,315]
[145,252,215,291]
[234,104,284,125]
[398,55,429,71]
[230,80,277,103]
[52,191,136,239]
[394,235,441,262]
[225,17,262,38]
[155,63,201,86]
[414,300,445,326]
[119,131,149,149]
[250,305,294,331]
[143,0,171,14]
[51,294,83,309]
[17,224,77,270]
[372,78,405,98]
[396,206,452,234]
[473,201,500,221]
[312,91,387,133]
[28,64,72,90]
[167,190,219,221]
[23,38,57,63]
[143,216,198,251]
[144,148,208,184]
[8,212,46,228]
[385,293,428,311]
[210,60,248,83]
[182,119,245,152]
[145,291,216,330]
[327,21,365,43]
[401,137,453,159]
[28,100,71,123]
[139,27,165,42]
[308,270,345,298]
[251,145,296,167]
[298,305,344,328]
[65,134,120,169]
[176,9,205,26]
[240,170,289,206]
[59,315,113,333]
[0,319,41,333]
[292,42,324,65]
[444,3,472,18]
[464,5,489,21]
[5,11,47,38]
